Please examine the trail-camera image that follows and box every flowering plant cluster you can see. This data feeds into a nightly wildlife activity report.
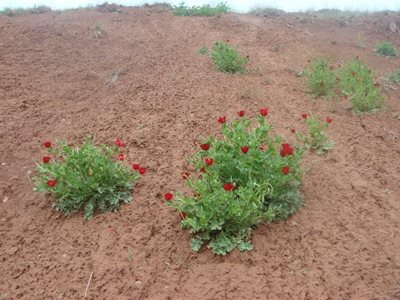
[296,113,333,154]
[166,110,304,255]
[305,57,336,97]
[33,138,141,220]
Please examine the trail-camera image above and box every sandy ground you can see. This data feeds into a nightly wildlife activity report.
[1,5,400,299]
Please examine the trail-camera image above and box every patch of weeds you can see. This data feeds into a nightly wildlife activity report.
[165,109,304,255]
[305,57,336,97]
[249,7,284,17]
[211,41,248,74]
[296,113,334,154]
[374,42,398,57]
[338,59,386,113]
[33,138,142,220]
[382,69,400,84]
[197,47,209,55]
[173,2,229,17]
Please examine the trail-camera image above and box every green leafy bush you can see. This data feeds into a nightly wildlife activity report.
[33,138,140,220]
[166,110,304,255]
[338,59,385,113]
[306,57,336,97]
[211,42,248,74]
[374,42,398,57]
[296,114,333,154]
[173,2,229,16]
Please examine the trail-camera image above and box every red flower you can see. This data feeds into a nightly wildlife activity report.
[47,180,57,187]
[204,158,214,166]
[291,128,296,133]
[139,167,146,175]
[241,146,249,154]
[200,167,206,173]
[43,141,51,148]
[374,82,380,88]
[351,71,356,77]
[259,145,267,152]
[281,166,290,175]
[114,138,125,147]
[117,153,124,161]
[182,172,190,179]
[43,156,51,163]
[179,212,186,220]
[132,164,140,170]
[280,143,294,157]
[301,112,307,119]
[223,183,235,191]
[217,116,226,124]
[164,193,173,201]
[200,143,210,151]
[260,108,269,116]
[326,117,333,123]
[237,110,245,117]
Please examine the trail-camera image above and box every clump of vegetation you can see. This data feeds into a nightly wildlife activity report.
[173,2,229,16]
[296,114,334,154]
[211,42,248,74]
[249,7,284,17]
[306,57,336,97]
[33,138,141,220]
[382,69,400,84]
[338,59,386,113]
[197,47,209,55]
[0,5,51,16]
[166,109,304,255]
[374,42,398,57]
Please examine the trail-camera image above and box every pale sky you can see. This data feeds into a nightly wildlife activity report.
[1,0,400,12]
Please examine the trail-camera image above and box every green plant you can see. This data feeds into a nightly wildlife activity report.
[33,138,140,220]
[374,41,398,57]
[249,7,284,17]
[211,42,248,74]
[338,59,386,113]
[306,57,336,97]
[198,47,209,55]
[166,110,304,255]
[296,114,333,154]
[382,69,400,84]
[173,2,229,16]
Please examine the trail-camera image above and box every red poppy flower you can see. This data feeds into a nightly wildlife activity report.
[326,117,333,123]
[43,141,51,148]
[374,82,380,88]
[200,167,206,173]
[259,145,266,152]
[260,108,269,116]
[139,167,146,175]
[117,153,124,161]
[241,146,249,154]
[204,158,214,166]
[301,112,307,119]
[132,164,140,170]
[43,156,51,163]
[200,143,210,151]
[223,183,235,191]
[47,180,57,187]
[280,143,294,157]
[291,128,296,133]
[182,172,190,179]
[238,110,245,117]
[114,138,125,147]
[164,193,173,201]
[281,166,290,175]
[217,116,226,124]
[179,212,186,220]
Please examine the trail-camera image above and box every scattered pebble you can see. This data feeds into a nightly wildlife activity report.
[3,197,8,203]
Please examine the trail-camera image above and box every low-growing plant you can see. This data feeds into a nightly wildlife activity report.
[374,41,398,57]
[166,109,304,255]
[211,41,248,74]
[197,46,209,55]
[249,7,284,17]
[338,59,386,113]
[173,2,229,16]
[382,69,400,84]
[33,138,142,220]
[296,114,333,154]
[306,57,336,97]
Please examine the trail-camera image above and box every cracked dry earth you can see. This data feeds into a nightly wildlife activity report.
[1,6,400,300]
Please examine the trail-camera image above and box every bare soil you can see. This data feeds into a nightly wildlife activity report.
[1,6,400,300]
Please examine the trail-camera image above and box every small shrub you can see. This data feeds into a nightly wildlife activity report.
[338,59,385,113]
[166,110,304,255]
[249,7,284,17]
[374,42,398,57]
[33,138,141,220]
[211,42,248,74]
[173,2,229,16]
[306,57,336,97]
[296,114,333,154]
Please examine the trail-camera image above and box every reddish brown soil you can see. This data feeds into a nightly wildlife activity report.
[1,6,400,300]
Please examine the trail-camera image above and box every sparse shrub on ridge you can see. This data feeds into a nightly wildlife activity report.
[374,41,398,57]
[173,2,229,17]
[33,138,143,220]
[211,42,248,74]
[305,57,336,97]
